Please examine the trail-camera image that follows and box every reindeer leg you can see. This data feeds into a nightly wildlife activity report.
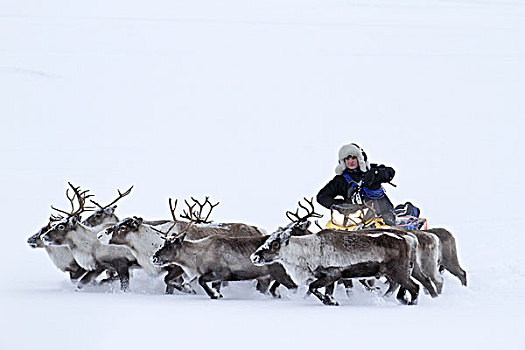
[212,281,222,294]
[384,278,399,297]
[107,260,130,292]
[444,263,468,287]
[267,264,298,298]
[198,273,223,299]
[256,277,271,294]
[164,266,195,294]
[394,272,420,305]
[359,278,380,291]
[69,268,87,281]
[98,269,119,285]
[411,265,438,298]
[77,267,105,289]
[269,281,281,298]
[324,282,335,299]
[309,269,342,306]
[339,278,354,297]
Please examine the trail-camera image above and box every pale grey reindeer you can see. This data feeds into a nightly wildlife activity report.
[27,216,87,281]
[27,183,97,281]
[251,198,420,306]
[41,184,137,291]
[150,200,297,299]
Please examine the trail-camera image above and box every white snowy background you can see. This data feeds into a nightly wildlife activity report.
[1,0,524,349]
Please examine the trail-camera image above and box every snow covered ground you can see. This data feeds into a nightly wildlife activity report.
[1,0,524,349]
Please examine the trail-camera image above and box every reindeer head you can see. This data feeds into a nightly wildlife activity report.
[83,206,118,227]
[41,216,81,246]
[97,216,143,245]
[84,186,133,227]
[251,198,321,266]
[151,235,186,268]
[40,183,94,246]
[27,224,52,248]
[28,211,68,248]
[150,198,195,267]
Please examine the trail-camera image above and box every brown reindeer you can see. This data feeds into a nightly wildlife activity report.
[150,201,297,299]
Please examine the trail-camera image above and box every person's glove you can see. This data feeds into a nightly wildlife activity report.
[364,165,395,189]
[363,170,380,190]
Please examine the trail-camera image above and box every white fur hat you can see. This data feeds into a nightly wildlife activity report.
[335,143,370,175]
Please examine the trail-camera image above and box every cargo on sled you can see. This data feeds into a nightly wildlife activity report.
[326,201,427,231]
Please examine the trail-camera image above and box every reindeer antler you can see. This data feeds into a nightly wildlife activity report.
[50,182,95,218]
[181,196,219,224]
[286,197,323,223]
[150,198,179,237]
[91,185,134,209]
[198,197,219,224]
[172,204,195,240]
[181,199,197,222]
[151,198,195,240]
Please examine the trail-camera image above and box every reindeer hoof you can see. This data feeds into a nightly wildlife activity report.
[323,296,339,306]
[271,290,282,299]
[182,285,197,295]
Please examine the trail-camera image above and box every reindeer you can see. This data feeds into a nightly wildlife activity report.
[98,197,268,295]
[97,198,196,294]
[27,216,87,281]
[81,186,133,227]
[251,198,420,306]
[336,203,466,292]
[40,183,137,291]
[150,202,297,299]
[425,227,467,286]
[328,202,442,297]
[27,184,97,281]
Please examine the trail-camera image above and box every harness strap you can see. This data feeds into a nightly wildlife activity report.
[342,172,386,200]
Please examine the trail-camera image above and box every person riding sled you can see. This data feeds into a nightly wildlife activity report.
[316,143,396,226]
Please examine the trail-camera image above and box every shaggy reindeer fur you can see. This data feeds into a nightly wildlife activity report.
[251,222,420,306]
[425,227,467,286]
[27,212,121,282]
[98,218,193,294]
[98,216,267,294]
[41,216,137,291]
[152,235,297,299]
[354,227,442,297]
[27,225,86,280]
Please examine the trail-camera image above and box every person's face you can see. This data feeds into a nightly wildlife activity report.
[344,155,359,170]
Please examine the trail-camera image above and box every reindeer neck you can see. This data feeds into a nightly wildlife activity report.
[129,226,166,256]
[173,240,198,269]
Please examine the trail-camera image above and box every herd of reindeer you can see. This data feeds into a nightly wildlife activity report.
[27,182,467,306]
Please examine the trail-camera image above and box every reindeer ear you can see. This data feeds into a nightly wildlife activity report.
[70,215,80,227]
[132,216,143,227]
[282,230,292,245]
[299,221,311,231]
[105,205,117,214]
